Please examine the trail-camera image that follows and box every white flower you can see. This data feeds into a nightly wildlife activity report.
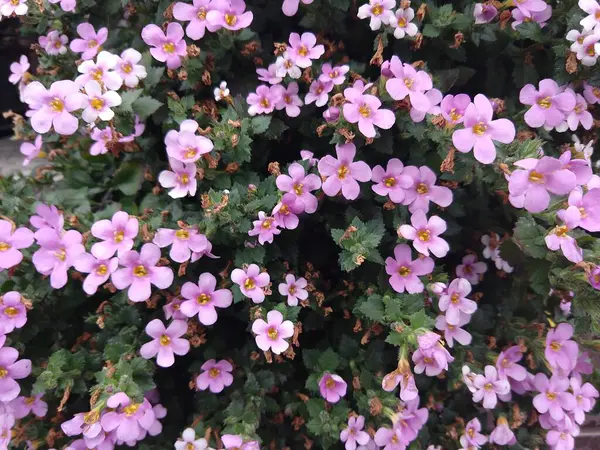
[390,8,419,39]
[116,48,147,88]
[566,28,591,55]
[81,81,122,123]
[213,81,230,101]
[494,255,513,273]
[174,428,213,450]
[462,365,477,393]
[572,135,594,162]
[481,233,499,260]
[357,0,396,31]
[275,52,302,79]
[579,0,600,30]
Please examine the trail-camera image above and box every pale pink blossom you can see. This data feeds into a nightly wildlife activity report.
[231,264,270,303]
[195,359,234,393]
[153,227,208,263]
[399,210,449,258]
[76,51,123,90]
[91,211,138,259]
[158,158,198,198]
[115,49,147,88]
[141,23,187,69]
[38,31,68,55]
[140,319,189,367]
[81,81,121,124]
[69,23,107,60]
[251,310,294,354]
[318,143,372,200]
[278,274,308,306]
[180,273,232,325]
[287,32,324,68]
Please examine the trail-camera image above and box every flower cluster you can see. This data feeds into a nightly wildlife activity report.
[357,0,419,40]
[473,0,552,29]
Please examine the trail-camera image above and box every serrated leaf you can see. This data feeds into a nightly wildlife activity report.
[133,96,163,119]
[358,294,385,321]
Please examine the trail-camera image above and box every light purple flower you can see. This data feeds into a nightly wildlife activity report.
[180,272,232,325]
[546,429,575,450]
[9,55,29,85]
[533,374,576,420]
[318,143,372,200]
[520,79,576,129]
[100,393,155,442]
[1,0,28,15]
[10,394,47,419]
[463,418,487,447]
[340,415,370,450]
[48,0,76,12]
[385,244,434,294]
[282,0,313,16]
[274,82,303,117]
[0,347,31,401]
[489,417,516,446]
[141,23,187,69]
[374,426,404,449]
[412,332,454,376]
[385,56,433,112]
[0,220,34,270]
[38,31,68,55]
[371,158,413,203]
[81,81,121,123]
[174,0,221,40]
[546,208,583,263]
[319,373,347,403]
[473,3,497,23]
[91,211,138,259]
[163,297,187,320]
[276,162,321,213]
[0,292,26,334]
[90,127,115,156]
[390,8,418,39]
[287,32,324,68]
[231,264,270,303]
[278,274,308,306]
[257,63,283,84]
[514,0,548,14]
[111,243,174,302]
[191,238,218,262]
[357,0,395,30]
[252,310,294,354]
[222,435,258,450]
[323,106,340,122]
[410,88,443,122]
[23,80,86,135]
[563,187,600,232]
[140,319,189,367]
[248,211,281,245]
[558,150,592,186]
[438,278,477,325]
[115,48,147,88]
[20,135,44,166]
[584,82,600,104]
[272,193,304,229]
[508,156,577,213]
[0,414,14,449]
[570,375,599,424]
[452,94,515,164]
[275,52,302,79]
[496,345,527,381]
[153,226,209,263]
[319,63,349,85]
[566,94,593,131]
[206,0,253,31]
[574,33,600,66]
[195,359,234,393]
[74,251,118,295]
[75,51,122,90]
[345,81,396,136]
[247,85,282,115]
[435,314,471,347]
[69,23,107,60]
[455,254,487,285]
[32,228,85,289]
[441,94,471,125]
[159,158,198,198]
[512,3,552,29]
[472,365,510,409]
[305,79,333,107]
[401,165,453,213]
[545,323,578,375]
[30,203,63,231]
[399,210,449,258]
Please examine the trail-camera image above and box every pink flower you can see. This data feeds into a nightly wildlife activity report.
[20,135,44,166]
[489,417,516,446]
[9,55,29,85]
[9,394,47,419]
[0,292,27,334]
[115,49,147,88]
[69,23,107,60]
[513,0,548,14]
[473,3,497,23]
[570,375,599,424]
[385,244,434,294]
[385,56,433,112]
[0,347,31,401]
[455,254,487,285]
[76,51,123,90]
[441,94,471,125]
[343,82,396,138]
[545,323,578,375]
[519,79,576,128]
[410,88,443,122]
[91,211,138,259]
[438,278,477,325]
[100,393,155,442]
[580,0,600,29]
[278,274,308,306]
[140,319,189,367]
[180,272,232,325]
[30,203,63,231]
[401,165,453,213]
[23,80,86,136]
[274,82,303,117]
[319,373,347,402]
[462,418,487,447]
[390,8,418,39]
[558,149,592,185]
[319,63,349,85]
[111,243,174,302]
[247,85,282,115]
[561,187,600,232]
[588,265,600,290]
[435,314,471,347]
[0,220,34,270]
[174,0,220,40]
[276,162,321,213]
[81,80,121,123]
[412,332,454,376]
[574,33,600,66]
[472,365,510,409]
[318,143,372,200]
[507,156,577,213]
[191,238,219,262]
[545,208,583,263]
[153,227,209,263]
[89,127,114,156]
[32,229,85,289]
[399,210,449,258]
[357,0,395,30]
[282,0,313,16]
[231,264,270,303]
[248,211,281,245]
[513,4,552,28]
[163,297,187,320]
[452,94,515,164]
[159,158,198,198]
[300,149,318,167]
[257,64,283,84]
[206,0,253,31]
[323,106,340,122]
[565,94,593,131]
[38,31,68,55]
[374,426,405,449]
[222,435,258,449]
[195,359,234,393]
[533,374,576,420]
[251,310,294,354]
[48,0,76,12]
[287,32,324,68]
[340,416,370,450]
[546,430,575,450]
[496,345,527,381]
[74,250,119,295]
[371,158,413,203]
[275,52,302,79]
[0,414,13,449]
[141,23,187,69]
[305,79,333,107]
[272,193,304,229]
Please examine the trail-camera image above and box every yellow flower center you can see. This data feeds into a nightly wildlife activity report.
[197,7,207,19]
[550,341,561,351]
[398,266,411,276]
[528,170,544,183]
[417,230,430,241]
[267,326,278,340]
[54,41,62,49]
[575,104,584,114]
[472,122,487,135]
[24,397,36,406]
[447,324,455,330]
[209,367,220,378]
[133,265,148,277]
[449,108,462,122]
[298,45,308,57]
[284,60,293,69]
[451,293,460,304]
[163,42,175,53]
[330,70,338,78]
[468,428,475,438]
[316,86,323,94]
[372,4,383,15]
[182,146,197,158]
[423,357,432,364]
[114,230,125,243]
[555,225,569,237]
[537,96,552,109]
[464,265,472,274]
[416,183,428,194]
[83,410,100,424]
[391,435,399,444]
[359,105,371,117]
[398,17,407,27]
[384,177,396,187]
[225,13,237,26]
[176,229,190,240]
[123,403,140,416]
[0,367,7,378]
[260,98,270,108]
[262,219,272,229]
[186,443,195,450]
[4,307,18,318]
[0,242,10,252]
[96,264,108,276]
[284,94,292,104]
[404,78,414,88]
[280,204,290,215]
[484,382,493,391]
[587,45,596,56]
[288,285,296,294]
[577,395,583,401]
[244,278,255,290]
[50,97,64,112]
[596,11,600,18]
[179,174,190,184]
[325,378,336,388]
[87,39,98,48]
[293,183,304,195]
[546,392,557,401]
[337,165,349,180]
[594,87,600,98]
[55,249,67,261]
[579,207,587,218]
[160,334,171,346]
[91,98,105,110]
[92,69,104,81]
[197,293,211,305]
[122,63,133,73]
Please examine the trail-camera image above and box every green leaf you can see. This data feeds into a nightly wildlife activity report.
[118,89,143,114]
[250,116,272,135]
[132,96,163,119]
[317,349,341,372]
[113,161,144,196]
[358,294,385,321]
[422,24,440,38]
[144,67,165,89]
[513,216,548,259]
